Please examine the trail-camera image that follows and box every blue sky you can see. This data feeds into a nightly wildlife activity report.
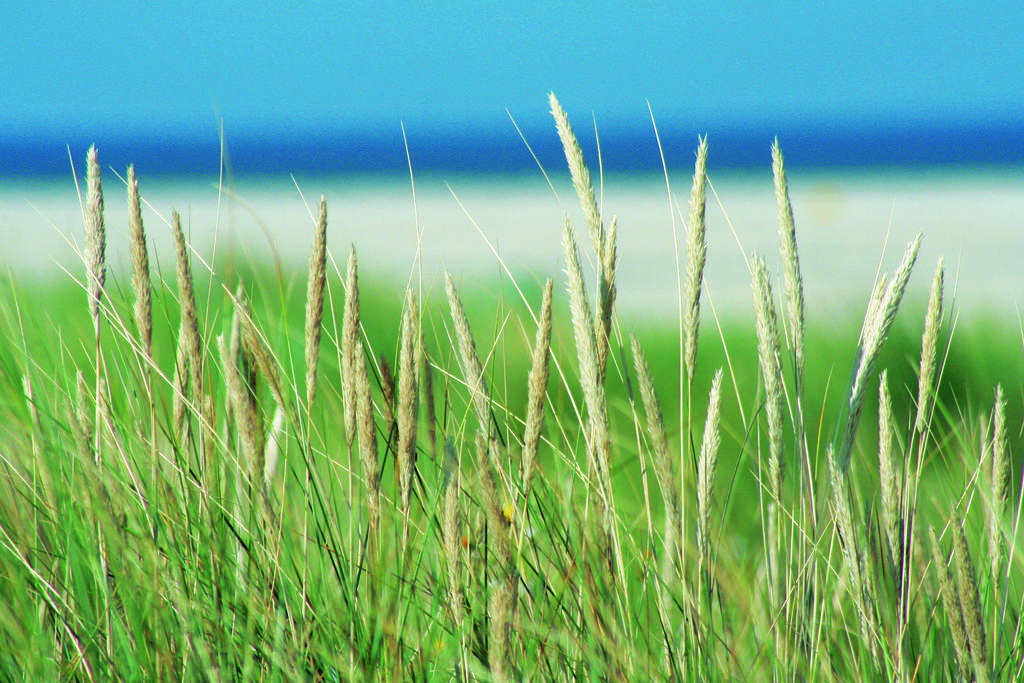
[4,2,1024,172]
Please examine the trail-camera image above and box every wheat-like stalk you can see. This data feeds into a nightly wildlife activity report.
[421,346,437,458]
[930,526,972,678]
[683,137,709,382]
[549,92,603,254]
[354,338,380,545]
[126,165,152,360]
[476,432,516,681]
[223,288,264,487]
[697,368,724,564]
[564,221,613,513]
[771,139,806,387]
[877,370,901,568]
[445,273,491,434]
[828,447,876,654]
[595,217,617,381]
[85,146,106,326]
[522,279,553,500]
[126,164,158,518]
[441,436,465,629]
[914,259,943,433]
[630,333,677,583]
[752,257,784,506]
[342,249,361,454]
[397,290,419,549]
[951,513,988,679]
[990,384,1009,588]
[171,211,202,444]
[304,196,327,410]
[378,353,396,434]
[840,234,921,472]
[72,369,93,462]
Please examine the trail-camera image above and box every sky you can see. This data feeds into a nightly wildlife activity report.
[4,2,1024,174]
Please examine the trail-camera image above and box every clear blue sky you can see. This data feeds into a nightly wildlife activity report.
[5,1,1022,139]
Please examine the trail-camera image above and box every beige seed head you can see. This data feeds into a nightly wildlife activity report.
[72,369,93,461]
[951,514,987,672]
[304,196,327,409]
[397,290,419,538]
[171,211,202,437]
[752,257,784,497]
[990,384,1009,585]
[441,437,465,627]
[594,216,617,381]
[631,333,679,588]
[126,165,152,360]
[549,91,603,255]
[342,248,361,452]
[930,526,972,677]
[563,221,612,499]
[522,278,553,499]
[877,370,901,568]
[683,137,709,382]
[378,354,396,433]
[85,146,106,323]
[697,368,724,560]
[772,139,806,387]
[445,272,491,434]
[841,234,921,472]
[354,338,380,540]
[914,259,943,433]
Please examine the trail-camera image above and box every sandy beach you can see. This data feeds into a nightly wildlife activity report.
[3,170,1022,321]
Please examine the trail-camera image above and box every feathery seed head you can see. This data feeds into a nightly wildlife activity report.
[915,259,943,433]
[549,92,603,254]
[85,146,106,322]
[683,137,709,381]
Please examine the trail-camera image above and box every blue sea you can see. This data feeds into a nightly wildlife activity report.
[4,120,1024,180]
[3,122,1024,321]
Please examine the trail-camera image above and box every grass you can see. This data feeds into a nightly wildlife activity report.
[0,99,1022,681]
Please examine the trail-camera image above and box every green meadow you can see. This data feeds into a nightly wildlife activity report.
[0,96,1021,680]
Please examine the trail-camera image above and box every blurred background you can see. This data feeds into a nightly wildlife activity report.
[2,1,1023,318]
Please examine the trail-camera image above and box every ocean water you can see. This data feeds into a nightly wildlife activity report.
[3,166,1023,322]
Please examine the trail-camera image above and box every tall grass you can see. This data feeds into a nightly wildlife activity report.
[0,98,1022,681]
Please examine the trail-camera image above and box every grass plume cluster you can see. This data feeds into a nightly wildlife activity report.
[0,97,1022,681]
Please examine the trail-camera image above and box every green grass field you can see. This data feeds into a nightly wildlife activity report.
[0,99,1021,681]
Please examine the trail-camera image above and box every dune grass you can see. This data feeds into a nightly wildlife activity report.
[0,98,1022,680]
